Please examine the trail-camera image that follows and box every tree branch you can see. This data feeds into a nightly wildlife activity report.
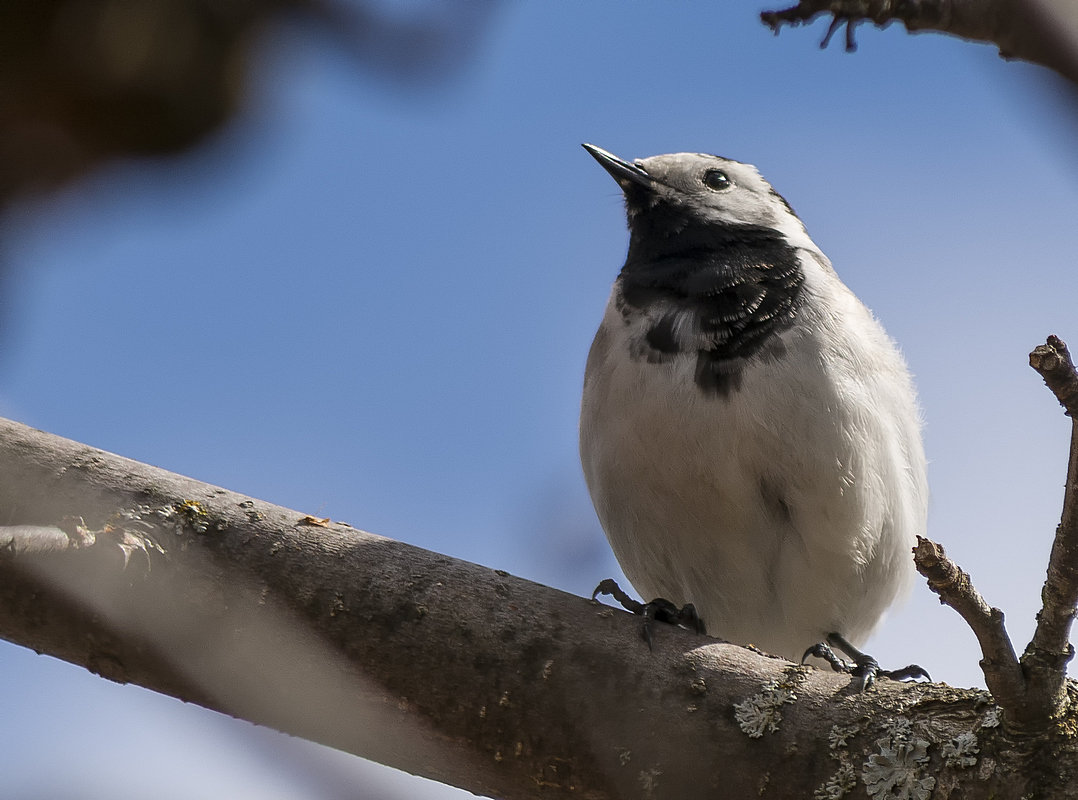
[1030,335,1078,416]
[0,416,1074,798]
[1023,336,1078,720]
[760,0,1078,86]
[909,336,1078,736]
[912,537,1027,712]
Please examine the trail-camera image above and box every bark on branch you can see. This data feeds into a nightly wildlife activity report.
[760,0,1078,86]
[0,416,1076,798]
[1026,336,1078,715]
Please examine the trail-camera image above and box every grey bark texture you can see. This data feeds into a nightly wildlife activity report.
[2,416,1078,799]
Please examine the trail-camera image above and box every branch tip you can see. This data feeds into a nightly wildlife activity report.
[913,536,1031,725]
[1030,336,1078,417]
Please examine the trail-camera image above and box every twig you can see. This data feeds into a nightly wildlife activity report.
[761,0,904,53]
[760,0,1078,86]
[1023,336,1078,722]
[1030,335,1078,417]
[912,537,1026,711]
[910,336,1078,732]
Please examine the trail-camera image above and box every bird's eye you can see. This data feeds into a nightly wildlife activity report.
[702,169,732,191]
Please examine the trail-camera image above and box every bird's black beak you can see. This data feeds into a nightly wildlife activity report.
[582,143,654,191]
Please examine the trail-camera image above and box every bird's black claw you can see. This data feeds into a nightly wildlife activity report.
[802,632,928,692]
[592,578,706,648]
[592,577,645,613]
[802,641,847,672]
[882,664,932,683]
[849,654,882,692]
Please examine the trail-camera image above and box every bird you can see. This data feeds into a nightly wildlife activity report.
[579,143,928,680]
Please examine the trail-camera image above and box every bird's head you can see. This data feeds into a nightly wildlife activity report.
[582,144,808,260]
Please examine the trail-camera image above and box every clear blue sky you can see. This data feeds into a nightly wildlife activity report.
[2,3,1078,797]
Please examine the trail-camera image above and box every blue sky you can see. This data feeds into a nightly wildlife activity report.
[2,2,1078,797]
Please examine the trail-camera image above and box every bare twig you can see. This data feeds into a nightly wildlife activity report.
[1023,336,1078,723]
[911,336,1078,733]
[1031,335,1078,416]
[912,537,1026,711]
[760,0,1078,86]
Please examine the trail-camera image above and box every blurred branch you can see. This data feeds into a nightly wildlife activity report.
[0,0,497,210]
[761,0,1078,86]
[0,416,1067,799]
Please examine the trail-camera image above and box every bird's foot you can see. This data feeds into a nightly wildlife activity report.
[802,632,929,692]
[592,578,706,648]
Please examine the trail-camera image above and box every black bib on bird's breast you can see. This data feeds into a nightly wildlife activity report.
[617,221,805,396]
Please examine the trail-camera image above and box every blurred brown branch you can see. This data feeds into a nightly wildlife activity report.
[0,0,497,209]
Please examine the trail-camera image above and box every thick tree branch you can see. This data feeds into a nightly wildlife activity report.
[0,416,1075,798]
[761,0,1078,86]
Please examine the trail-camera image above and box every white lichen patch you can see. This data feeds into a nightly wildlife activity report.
[813,721,862,798]
[861,718,935,800]
[828,724,859,750]
[884,717,915,744]
[734,679,798,738]
[941,732,979,768]
[981,706,1002,728]
[815,760,856,800]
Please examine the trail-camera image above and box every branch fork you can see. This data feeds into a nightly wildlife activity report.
[912,336,1078,733]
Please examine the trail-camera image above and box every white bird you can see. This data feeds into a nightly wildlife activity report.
[579,144,927,676]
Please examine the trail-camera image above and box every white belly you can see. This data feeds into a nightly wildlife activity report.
[579,284,927,660]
